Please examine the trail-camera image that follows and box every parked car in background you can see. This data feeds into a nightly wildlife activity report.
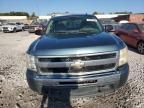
[100,18,119,32]
[28,19,48,33]
[24,24,29,30]
[2,22,25,33]
[18,22,25,30]
[0,24,2,32]
[115,22,144,54]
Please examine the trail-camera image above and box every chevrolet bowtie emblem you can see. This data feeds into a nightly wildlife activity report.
[70,60,84,70]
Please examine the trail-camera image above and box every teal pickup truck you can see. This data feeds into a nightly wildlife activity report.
[26,14,129,96]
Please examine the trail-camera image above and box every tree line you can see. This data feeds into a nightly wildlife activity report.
[0,12,29,17]
[0,11,37,19]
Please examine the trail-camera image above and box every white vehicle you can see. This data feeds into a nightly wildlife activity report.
[0,24,2,32]
[2,22,25,33]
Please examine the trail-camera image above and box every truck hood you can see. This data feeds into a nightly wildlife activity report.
[28,32,125,56]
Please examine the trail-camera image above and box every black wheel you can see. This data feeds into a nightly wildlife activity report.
[13,28,16,33]
[137,41,144,54]
[22,27,25,31]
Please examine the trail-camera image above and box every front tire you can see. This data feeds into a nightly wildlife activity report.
[22,27,25,31]
[13,28,16,33]
[137,41,144,54]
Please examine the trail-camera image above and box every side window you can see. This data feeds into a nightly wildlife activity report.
[127,24,137,31]
[46,20,53,32]
[16,23,20,25]
[120,24,129,30]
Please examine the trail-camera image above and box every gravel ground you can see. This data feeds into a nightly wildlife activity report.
[0,31,144,108]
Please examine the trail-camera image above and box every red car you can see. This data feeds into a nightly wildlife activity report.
[115,22,144,54]
[28,19,48,33]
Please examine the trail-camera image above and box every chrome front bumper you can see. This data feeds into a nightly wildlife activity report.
[26,63,129,96]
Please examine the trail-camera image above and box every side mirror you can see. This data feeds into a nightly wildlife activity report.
[105,25,113,32]
[35,30,43,36]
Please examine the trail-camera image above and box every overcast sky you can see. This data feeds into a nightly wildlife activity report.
[0,0,144,15]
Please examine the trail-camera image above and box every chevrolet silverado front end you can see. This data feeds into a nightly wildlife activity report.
[26,14,129,96]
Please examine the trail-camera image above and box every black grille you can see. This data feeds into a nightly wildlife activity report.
[59,80,97,85]
[3,27,8,30]
[38,53,116,62]
[40,63,116,73]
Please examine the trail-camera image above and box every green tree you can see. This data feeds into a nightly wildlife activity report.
[0,11,30,17]
[31,12,36,17]
[92,11,99,15]
[92,11,104,15]
[29,12,38,20]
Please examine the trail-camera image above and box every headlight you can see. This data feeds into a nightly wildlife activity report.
[8,27,12,30]
[27,54,37,71]
[119,47,128,66]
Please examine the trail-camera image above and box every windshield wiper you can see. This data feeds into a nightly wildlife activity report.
[79,29,97,34]
[52,31,68,34]
[53,31,80,34]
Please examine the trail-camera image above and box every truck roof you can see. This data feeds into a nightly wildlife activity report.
[51,14,96,20]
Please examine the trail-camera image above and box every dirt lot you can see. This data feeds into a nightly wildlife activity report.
[0,31,144,108]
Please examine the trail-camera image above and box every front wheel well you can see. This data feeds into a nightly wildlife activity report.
[115,33,119,36]
[137,40,144,46]
[115,33,121,37]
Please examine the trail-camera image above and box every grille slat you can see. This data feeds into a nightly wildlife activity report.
[38,53,116,62]
[40,63,116,73]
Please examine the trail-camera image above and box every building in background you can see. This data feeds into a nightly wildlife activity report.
[0,16,27,23]
[38,16,51,20]
[129,14,144,22]
[0,13,143,25]
[113,14,144,23]
[95,14,127,19]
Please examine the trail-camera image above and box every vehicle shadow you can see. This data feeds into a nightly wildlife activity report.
[127,46,138,54]
[39,83,133,108]
[39,69,78,108]
[40,87,74,108]
[109,83,133,108]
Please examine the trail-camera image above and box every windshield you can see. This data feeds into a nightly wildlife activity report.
[6,23,15,25]
[31,19,48,25]
[138,24,144,32]
[31,20,40,25]
[46,15,103,36]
